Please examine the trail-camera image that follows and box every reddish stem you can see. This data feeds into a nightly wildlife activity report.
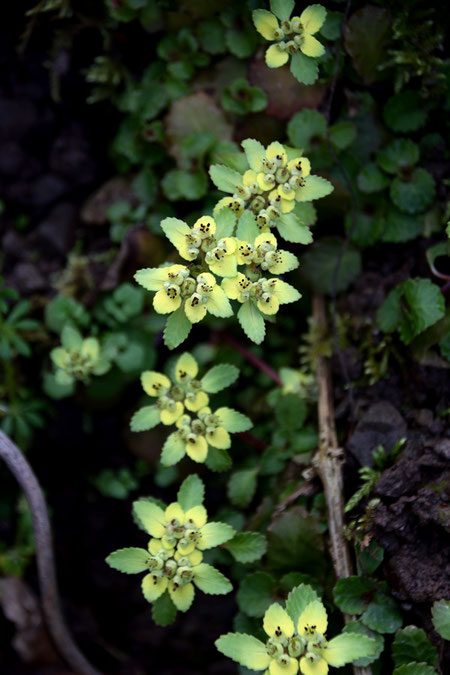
[212,332,282,386]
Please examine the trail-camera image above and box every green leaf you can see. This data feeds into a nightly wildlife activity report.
[215,633,270,670]
[329,121,356,150]
[215,208,236,238]
[287,109,326,150]
[177,474,204,511]
[209,164,243,194]
[377,139,419,174]
[343,5,390,84]
[225,532,267,563]
[225,28,257,59]
[130,405,160,432]
[390,169,435,215]
[393,665,438,675]
[132,167,157,205]
[381,206,423,243]
[152,591,177,626]
[301,237,362,295]
[61,324,83,351]
[297,175,334,202]
[270,0,295,21]
[228,469,258,508]
[377,285,403,333]
[106,547,150,574]
[326,632,378,666]
[241,138,265,172]
[236,211,259,243]
[205,446,232,472]
[237,572,275,618]
[201,364,239,393]
[267,507,324,574]
[45,296,89,333]
[163,307,192,350]
[361,592,402,633]
[275,394,307,430]
[277,213,313,244]
[216,407,253,432]
[320,10,343,40]
[238,301,265,344]
[431,599,450,640]
[333,576,373,614]
[290,51,319,86]
[343,620,384,666]
[161,432,186,466]
[285,583,319,626]
[199,522,236,548]
[384,91,428,133]
[357,162,389,193]
[193,563,232,595]
[393,626,438,667]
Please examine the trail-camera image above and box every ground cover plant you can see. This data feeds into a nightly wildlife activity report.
[0,0,450,673]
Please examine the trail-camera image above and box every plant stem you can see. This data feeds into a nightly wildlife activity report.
[0,429,102,675]
[212,331,282,386]
[311,296,372,675]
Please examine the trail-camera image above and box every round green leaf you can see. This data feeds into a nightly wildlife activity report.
[383,91,428,133]
[193,563,232,595]
[237,572,275,618]
[431,599,450,640]
[106,547,150,574]
[390,169,435,215]
[393,626,438,667]
[333,576,373,614]
[225,532,267,563]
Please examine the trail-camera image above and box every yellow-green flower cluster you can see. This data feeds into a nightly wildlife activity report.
[50,324,110,386]
[253,4,326,69]
[106,479,234,613]
[217,585,377,675]
[214,141,312,230]
[130,352,251,466]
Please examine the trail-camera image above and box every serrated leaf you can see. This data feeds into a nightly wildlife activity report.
[431,599,450,640]
[290,51,319,86]
[205,446,232,472]
[287,109,326,150]
[357,162,389,193]
[390,169,435,215]
[277,213,313,244]
[201,364,239,393]
[333,576,373,614]
[225,532,267,563]
[237,301,265,344]
[270,0,295,21]
[193,563,232,595]
[301,237,362,295]
[241,138,265,172]
[152,591,177,626]
[297,175,334,202]
[106,547,150,574]
[377,139,419,174]
[361,592,402,633]
[216,407,253,432]
[130,405,160,432]
[343,620,384,666]
[326,632,378,666]
[163,306,192,350]
[236,211,259,242]
[209,164,243,194]
[393,626,438,667]
[384,91,428,133]
[285,584,319,626]
[199,522,235,548]
[228,469,258,508]
[177,474,204,511]
[215,207,236,238]
[381,206,423,243]
[393,665,438,675]
[215,633,270,670]
[237,572,275,618]
[161,432,186,466]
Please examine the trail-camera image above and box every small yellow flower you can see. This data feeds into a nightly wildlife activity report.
[222,273,254,303]
[253,5,326,70]
[205,237,238,277]
[184,272,232,323]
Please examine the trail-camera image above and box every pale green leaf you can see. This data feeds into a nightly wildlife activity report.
[130,405,160,432]
[106,547,150,574]
[241,138,265,172]
[270,0,295,21]
[209,164,243,194]
[285,583,319,626]
[215,633,270,670]
[326,632,378,666]
[163,306,192,350]
[215,207,237,238]
[290,52,319,86]
[277,213,313,244]
[161,432,186,466]
[297,174,334,202]
[61,324,83,351]
[199,521,236,549]
[201,364,239,393]
[193,563,232,594]
[238,301,265,344]
[236,211,259,243]
[177,474,205,511]
[216,407,253,432]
